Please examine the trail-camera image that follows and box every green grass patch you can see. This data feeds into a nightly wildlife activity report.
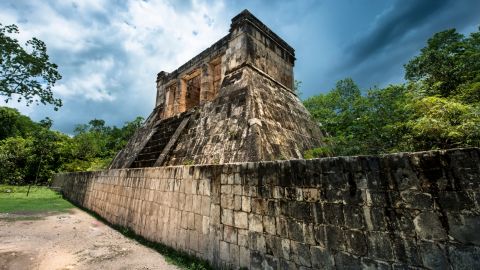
[0,185,74,214]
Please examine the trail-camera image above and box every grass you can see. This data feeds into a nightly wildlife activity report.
[0,185,74,214]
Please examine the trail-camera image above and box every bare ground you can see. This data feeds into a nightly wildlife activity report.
[0,209,180,270]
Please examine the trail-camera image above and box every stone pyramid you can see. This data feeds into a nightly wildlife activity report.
[110,10,326,169]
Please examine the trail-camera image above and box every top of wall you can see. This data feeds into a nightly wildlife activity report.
[156,9,296,83]
[230,9,295,59]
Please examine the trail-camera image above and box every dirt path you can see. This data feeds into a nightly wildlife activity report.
[0,209,180,270]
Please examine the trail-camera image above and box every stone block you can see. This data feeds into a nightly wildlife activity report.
[202,216,210,235]
[399,190,433,210]
[250,250,264,270]
[418,241,448,270]
[311,246,334,269]
[221,208,234,226]
[312,202,323,224]
[224,225,237,244]
[239,246,251,268]
[229,243,240,266]
[249,213,263,232]
[290,201,314,222]
[263,215,276,235]
[313,225,326,247]
[264,254,279,270]
[344,205,365,230]
[276,216,289,238]
[238,229,249,247]
[448,245,480,270]
[273,186,285,199]
[252,198,267,214]
[345,230,367,256]
[201,196,211,216]
[242,196,251,212]
[360,258,391,270]
[232,184,243,195]
[323,203,344,226]
[366,231,393,261]
[234,195,242,210]
[194,213,203,232]
[287,219,304,242]
[413,211,447,241]
[221,184,231,194]
[221,194,234,209]
[447,213,480,245]
[363,206,388,231]
[303,188,320,202]
[234,211,248,229]
[291,241,311,267]
[278,258,296,270]
[391,235,421,265]
[438,191,474,211]
[325,225,345,251]
[219,240,230,262]
[334,251,361,270]
[249,232,266,252]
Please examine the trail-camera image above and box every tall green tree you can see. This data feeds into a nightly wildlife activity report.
[0,23,62,110]
[405,27,480,102]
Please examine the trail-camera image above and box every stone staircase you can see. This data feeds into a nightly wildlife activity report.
[130,112,190,168]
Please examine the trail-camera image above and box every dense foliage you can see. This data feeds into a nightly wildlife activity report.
[0,23,62,110]
[0,106,142,185]
[304,27,480,158]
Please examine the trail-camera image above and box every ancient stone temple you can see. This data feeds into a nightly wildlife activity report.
[109,10,325,169]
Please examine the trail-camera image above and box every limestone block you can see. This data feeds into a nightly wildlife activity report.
[366,232,393,261]
[263,215,276,235]
[222,209,234,226]
[239,246,251,268]
[234,195,242,211]
[448,245,480,270]
[311,246,334,269]
[241,196,251,212]
[345,230,367,256]
[219,241,230,262]
[220,194,233,210]
[418,241,448,270]
[447,213,480,245]
[291,241,311,267]
[249,213,263,233]
[234,211,248,229]
[223,225,238,244]
[413,212,447,241]
[248,232,266,253]
[201,196,211,216]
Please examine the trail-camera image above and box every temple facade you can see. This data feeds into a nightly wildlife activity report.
[109,10,325,169]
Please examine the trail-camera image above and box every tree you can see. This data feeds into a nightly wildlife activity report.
[0,23,62,110]
[404,27,480,101]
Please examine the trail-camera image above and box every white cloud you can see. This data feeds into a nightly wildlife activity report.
[0,0,229,131]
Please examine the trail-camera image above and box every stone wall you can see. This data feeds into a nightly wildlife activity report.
[54,148,480,269]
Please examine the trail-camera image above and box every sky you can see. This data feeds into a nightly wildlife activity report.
[0,0,479,133]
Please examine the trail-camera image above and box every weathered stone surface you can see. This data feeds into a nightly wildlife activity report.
[54,148,480,269]
[413,212,447,241]
[110,9,325,169]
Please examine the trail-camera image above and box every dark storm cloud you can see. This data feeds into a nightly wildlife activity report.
[329,0,480,92]
[346,0,449,66]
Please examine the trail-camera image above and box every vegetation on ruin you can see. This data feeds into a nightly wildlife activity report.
[304,27,480,158]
